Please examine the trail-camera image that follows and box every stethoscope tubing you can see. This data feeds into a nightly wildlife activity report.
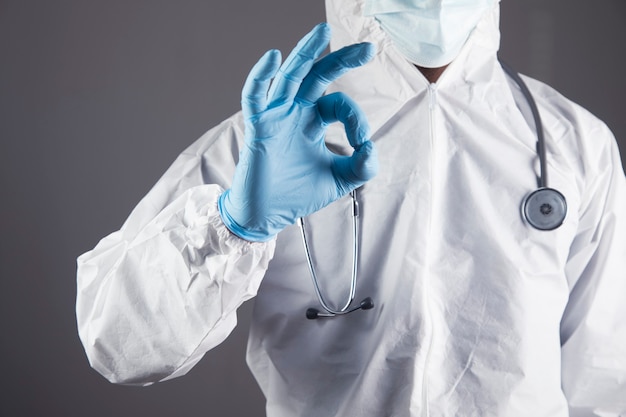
[500,61,548,188]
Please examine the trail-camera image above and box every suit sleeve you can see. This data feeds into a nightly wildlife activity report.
[561,121,626,417]
[76,113,276,385]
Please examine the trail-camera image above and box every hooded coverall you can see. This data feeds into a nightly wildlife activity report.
[77,1,626,415]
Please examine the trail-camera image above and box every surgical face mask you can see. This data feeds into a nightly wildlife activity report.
[363,0,496,68]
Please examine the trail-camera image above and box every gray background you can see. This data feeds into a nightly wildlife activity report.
[1,1,624,416]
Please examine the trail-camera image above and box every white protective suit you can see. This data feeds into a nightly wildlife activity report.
[76,0,626,416]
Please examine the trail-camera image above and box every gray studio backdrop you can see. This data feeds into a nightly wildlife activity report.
[1,1,624,416]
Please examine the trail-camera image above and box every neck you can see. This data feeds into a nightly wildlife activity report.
[416,65,448,84]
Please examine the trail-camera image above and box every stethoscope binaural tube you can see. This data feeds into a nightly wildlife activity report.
[299,190,374,319]
[500,61,568,231]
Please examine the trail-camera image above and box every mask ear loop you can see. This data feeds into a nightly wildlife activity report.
[500,61,567,231]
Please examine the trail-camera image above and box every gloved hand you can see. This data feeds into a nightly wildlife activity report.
[218,23,378,242]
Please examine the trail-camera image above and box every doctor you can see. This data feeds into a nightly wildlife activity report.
[77,0,626,416]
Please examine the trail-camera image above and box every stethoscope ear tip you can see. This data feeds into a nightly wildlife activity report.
[306,308,321,320]
[360,297,374,310]
[306,297,375,319]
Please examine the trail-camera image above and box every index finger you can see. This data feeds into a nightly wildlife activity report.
[317,92,370,149]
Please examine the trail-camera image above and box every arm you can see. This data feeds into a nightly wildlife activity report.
[76,23,378,385]
[561,124,626,416]
[76,119,276,385]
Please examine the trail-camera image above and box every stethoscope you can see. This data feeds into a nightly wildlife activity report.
[500,62,568,231]
[299,62,567,320]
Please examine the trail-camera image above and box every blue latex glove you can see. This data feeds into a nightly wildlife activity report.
[218,23,378,242]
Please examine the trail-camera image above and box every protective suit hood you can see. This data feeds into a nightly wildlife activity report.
[324,0,501,143]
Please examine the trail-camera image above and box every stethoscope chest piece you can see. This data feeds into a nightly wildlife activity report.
[522,188,567,231]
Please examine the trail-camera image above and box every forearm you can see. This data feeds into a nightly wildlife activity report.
[76,185,275,385]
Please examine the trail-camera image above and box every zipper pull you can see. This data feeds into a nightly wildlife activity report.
[428,83,438,110]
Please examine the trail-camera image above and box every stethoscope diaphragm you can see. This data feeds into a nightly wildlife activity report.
[522,187,567,231]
